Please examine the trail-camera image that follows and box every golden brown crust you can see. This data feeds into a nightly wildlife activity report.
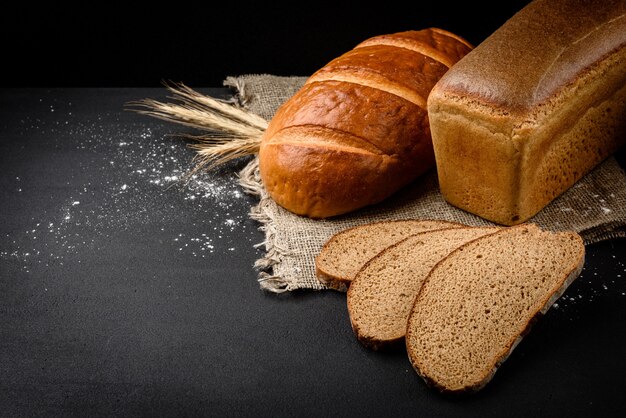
[434,0,626,112]
[307,44,450,108]
[356,29,473,68]
[259,28,472,218]
[259,81,434,218]
[428,0,626,225]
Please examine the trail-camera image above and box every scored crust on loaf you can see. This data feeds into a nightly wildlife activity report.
[315,219,463,292]
[264,126,385,155]
[259,28,472,218]
[405,224,585,393]
[355,28,473,68]
[347,226,501,351]
[306,71,427,109]
[427,0,626,225]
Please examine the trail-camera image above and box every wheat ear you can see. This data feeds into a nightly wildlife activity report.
[126,81,268,173]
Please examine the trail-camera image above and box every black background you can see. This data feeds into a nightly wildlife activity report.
[1,1,532,87]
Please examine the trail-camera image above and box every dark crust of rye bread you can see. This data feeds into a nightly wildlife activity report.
[315,219,464,291]
[405,225,585,394]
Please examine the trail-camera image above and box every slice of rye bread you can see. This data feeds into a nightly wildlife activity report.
[316,219,463,291]
[405,223,585,394]
[347,226,501,351]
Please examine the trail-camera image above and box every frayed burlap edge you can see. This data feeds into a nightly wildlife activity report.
[227,75,303,292]
[237,158,295,292]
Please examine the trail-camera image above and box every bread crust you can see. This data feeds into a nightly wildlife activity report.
[428,0,626,225]
[259,29,472,218]
[432,0,626,112]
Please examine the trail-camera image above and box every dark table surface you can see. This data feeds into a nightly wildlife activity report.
[1,87,625,417]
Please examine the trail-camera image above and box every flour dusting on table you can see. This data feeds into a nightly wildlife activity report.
[1,93,259,276]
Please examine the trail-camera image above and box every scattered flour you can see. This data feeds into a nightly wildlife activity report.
[1,95,260,275]
[552,249,626,313]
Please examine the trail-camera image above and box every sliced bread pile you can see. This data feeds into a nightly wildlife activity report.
[315,219,463,291]
[315,221,585,393]
[347,226,501,350]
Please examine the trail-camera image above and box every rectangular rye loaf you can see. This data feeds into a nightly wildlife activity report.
[427,0,626,225]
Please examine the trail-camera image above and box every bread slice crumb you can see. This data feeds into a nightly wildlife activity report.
[347,226,500,350]
[316,219,462,291]
[405,223,585,393]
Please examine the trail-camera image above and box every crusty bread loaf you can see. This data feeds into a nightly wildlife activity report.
[259,29,472,218]
[427,0,626,225]
[347,226,500,350]
[316,219,462,291]
[405,224,585,393]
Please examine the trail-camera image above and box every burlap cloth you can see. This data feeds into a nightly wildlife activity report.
[224,74,626,293]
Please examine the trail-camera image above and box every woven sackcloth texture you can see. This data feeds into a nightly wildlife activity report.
[224,74,626,293]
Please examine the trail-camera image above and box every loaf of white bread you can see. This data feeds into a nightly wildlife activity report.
[259,29,472,218]
[428,0,626,225]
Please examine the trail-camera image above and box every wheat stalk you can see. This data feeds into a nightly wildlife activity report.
[126,81,268,174]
